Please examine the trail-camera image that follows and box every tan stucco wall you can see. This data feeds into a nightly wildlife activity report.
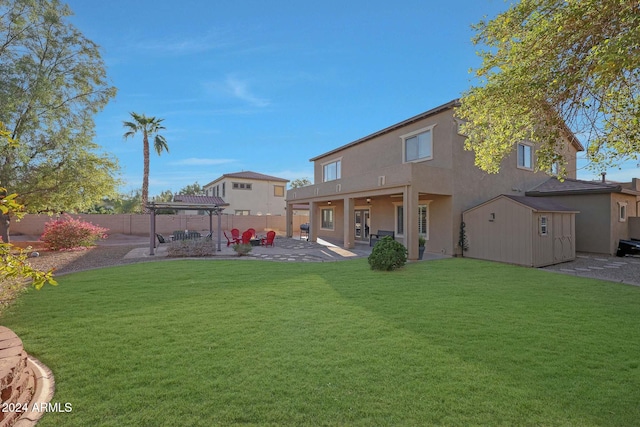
[205,178,287,216]
[10,214,309,238]
[533,194,610,254]
[291,105,582,257]
[463,197,534,266]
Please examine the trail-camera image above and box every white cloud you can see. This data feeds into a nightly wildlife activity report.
[205,76,270,108]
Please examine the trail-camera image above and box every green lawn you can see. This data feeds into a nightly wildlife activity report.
[2,258,640,426]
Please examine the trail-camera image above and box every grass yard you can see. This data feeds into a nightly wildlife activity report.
[2,258,640,426]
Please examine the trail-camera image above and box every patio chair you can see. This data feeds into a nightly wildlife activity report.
[156,233,169,244]
[247,228,256,238]
[261,230,276,247]
[224,231,240,247]
[231,228,241,241]
[241,230,253,245]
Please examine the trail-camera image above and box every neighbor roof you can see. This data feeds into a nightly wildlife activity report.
[526,177,640,196]
[204,171,289,187]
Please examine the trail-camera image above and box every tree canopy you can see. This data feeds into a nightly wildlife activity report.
[0,0,119,212]
[457,0,640,175]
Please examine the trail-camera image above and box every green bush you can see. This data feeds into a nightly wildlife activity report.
[368,236,408,271]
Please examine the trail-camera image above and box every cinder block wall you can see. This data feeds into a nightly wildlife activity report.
[10,214,309,237]
[630,217,640,240]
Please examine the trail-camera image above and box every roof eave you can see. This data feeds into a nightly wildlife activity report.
[310,99,460,162]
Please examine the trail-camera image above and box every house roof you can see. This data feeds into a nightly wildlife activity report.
[526,177,640,196]
[309,98,584,162]
[310,99,460,161]
[173,195,228,205]
[204,171,289,187]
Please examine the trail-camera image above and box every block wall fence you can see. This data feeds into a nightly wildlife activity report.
[630,217,640,240]
[10,214,310,238]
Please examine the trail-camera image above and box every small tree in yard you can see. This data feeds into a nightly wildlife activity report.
[368,236,408,271]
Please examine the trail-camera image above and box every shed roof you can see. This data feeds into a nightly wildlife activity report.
[464,194,579,214]
[502,195,579,212]
[526,177,640,196]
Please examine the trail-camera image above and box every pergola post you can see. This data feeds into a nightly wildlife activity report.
[149,206,156,256]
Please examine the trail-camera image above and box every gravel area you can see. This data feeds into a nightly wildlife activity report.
[541,253,640,286]
[24,245,157,275]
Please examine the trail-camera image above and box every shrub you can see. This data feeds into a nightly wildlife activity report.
[368,236,408,271]
[167,239,216,257]
[40,215,108,251]
[232,243,253,256]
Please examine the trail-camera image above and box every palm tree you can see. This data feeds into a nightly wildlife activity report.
[123,112,169,212]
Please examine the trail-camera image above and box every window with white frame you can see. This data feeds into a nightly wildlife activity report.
[517,142,533,170]
[323,159,341,182]
[618,202,628,222]
[402,125,435,163]
[235,210,250,215]
[393,202,429,239]
[321,208,334,230]
[540,216,548,236]
[274,185,285,197]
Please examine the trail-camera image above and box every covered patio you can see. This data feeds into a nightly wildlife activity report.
[146,201,227,255]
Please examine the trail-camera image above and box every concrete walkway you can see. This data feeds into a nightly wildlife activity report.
[124,236,376,262]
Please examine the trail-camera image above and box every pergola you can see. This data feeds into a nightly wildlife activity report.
[146,201,227,256]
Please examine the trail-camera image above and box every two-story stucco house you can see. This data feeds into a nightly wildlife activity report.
[204,171,289,216]
[285,99,583,259]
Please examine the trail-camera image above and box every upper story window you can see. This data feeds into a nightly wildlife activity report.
[274,185,285,197]
[517,142,533,170]
[402,125,435,163]
[222,182,226,197]
[232,182,252,190]
[323,159,341,182]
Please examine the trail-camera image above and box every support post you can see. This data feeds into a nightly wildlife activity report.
[149,207,156,256]
[217,210,222,251]
[343,197,355,249]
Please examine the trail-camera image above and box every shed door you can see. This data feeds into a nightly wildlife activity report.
[553,213,574,262]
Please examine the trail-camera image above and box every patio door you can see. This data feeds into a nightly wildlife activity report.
[355,209,370,241]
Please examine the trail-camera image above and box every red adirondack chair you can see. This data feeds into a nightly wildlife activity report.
[261,230,276,247]
[224,231,240,246]
[241,230,253,245]
[247,228,256,238]
[231,228,241,241]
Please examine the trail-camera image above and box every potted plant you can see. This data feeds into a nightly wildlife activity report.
[418,236,426,260]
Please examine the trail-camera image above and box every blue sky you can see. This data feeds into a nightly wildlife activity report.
[65,0,638,197]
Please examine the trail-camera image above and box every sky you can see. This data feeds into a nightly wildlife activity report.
[64,0,639,197]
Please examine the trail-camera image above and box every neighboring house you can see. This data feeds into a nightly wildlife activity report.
[463,195,578,267]
[285,99,583,259]
[203,171,289,216]
[172,195,227,215]
[526,177,640,255]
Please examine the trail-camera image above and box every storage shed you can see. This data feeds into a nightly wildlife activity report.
[462,195,578,267]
